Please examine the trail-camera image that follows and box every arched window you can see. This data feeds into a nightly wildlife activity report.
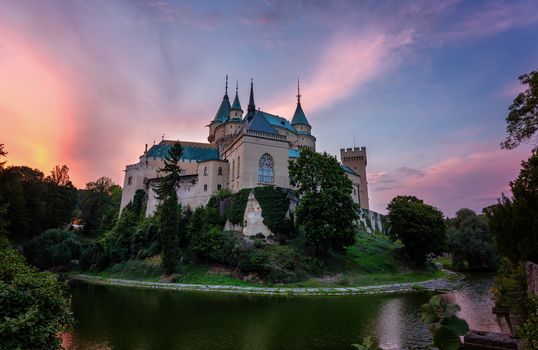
[203,167,208,176]
[258,153,274,183]
[218,166,223,175]
[237,156,240,178]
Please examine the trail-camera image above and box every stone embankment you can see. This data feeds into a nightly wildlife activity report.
[70,270,464,296]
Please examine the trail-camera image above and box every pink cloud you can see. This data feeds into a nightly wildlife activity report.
[268,29,415,117]
[369,147,532,216]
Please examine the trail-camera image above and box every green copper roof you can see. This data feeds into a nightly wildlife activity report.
[213,95,231,123]
[247,111,278,134]
[291,102,310,126]
[147,143,219,161]
[259,111,297,132]
[341,164,359,176]
[231,93,242,111]
[288,149,301,158]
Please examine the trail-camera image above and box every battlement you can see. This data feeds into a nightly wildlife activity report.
[340,147,366,154]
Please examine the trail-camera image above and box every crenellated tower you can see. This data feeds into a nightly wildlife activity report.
[340,147,369,209]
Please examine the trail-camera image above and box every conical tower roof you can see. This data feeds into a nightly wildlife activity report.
[231,81,242,112]
[213,76,231,123]
[291,79,310,126]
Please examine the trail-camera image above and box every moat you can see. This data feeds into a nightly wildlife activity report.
[63,274,508,350]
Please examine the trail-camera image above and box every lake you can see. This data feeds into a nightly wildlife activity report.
[63,274,509,350]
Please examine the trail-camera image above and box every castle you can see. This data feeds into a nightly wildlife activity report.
[119,77,369,216]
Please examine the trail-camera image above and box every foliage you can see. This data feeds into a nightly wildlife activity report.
[386,195,446,266]
[352,336,383,350]
[0,165,77,241]
[155,142,183,274]
[0,239,73,350]
[447,208,499,271]
[253,186,292,239]
[79,176,122,235]
[225,188,251,225]
[23,229,82,270]
[502,69,538,149]
[80,239,110,272]
[421,295,469,350]
[130,217,160,260]
[517,296,538,350]
[492,257,528,309]
[486,149,538,264]
[289,148,357,255]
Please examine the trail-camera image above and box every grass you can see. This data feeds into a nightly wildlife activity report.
[85,232,447,288]
[433,256,453,270]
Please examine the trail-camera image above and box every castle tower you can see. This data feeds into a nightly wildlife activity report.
[291,79,311,134]
[340,147,369,209]
[208,75,231,144]
[229,81,243,120]
[246,79,256,122]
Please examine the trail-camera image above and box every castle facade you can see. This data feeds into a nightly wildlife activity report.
[120,78,369,215]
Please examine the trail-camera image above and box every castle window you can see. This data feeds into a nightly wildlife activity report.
[218,166,223,175]
[217,184,222,190]
[204,184,208,192]
[232,159,235,179]
[237,156,240,178]
[258,153,274,183]
[203,167,208,176]
[127,176,132,185]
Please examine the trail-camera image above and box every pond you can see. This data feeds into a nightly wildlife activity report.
[63,274,509,350]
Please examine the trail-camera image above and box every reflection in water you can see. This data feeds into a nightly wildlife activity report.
[67,274,502,350]
[444,274,510,334]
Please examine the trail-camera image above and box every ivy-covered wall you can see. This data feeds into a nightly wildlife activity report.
[253,186,291,238]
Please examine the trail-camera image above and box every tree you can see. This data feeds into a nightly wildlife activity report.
[447,208,499,271]
[44,165,77,230]
[486,149,538,264]
[289,148,357,255]
[155,142,183,274]
[386,195,446,266]
[0,238,73,349]
[502,69,538,149]
[80,176,121,235]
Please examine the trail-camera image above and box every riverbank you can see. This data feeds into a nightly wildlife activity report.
[69,269,464,296]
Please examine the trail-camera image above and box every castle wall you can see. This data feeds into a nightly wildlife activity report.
[341,147,369,210]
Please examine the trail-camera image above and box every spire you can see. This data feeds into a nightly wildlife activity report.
[291,78,310,126]
[212,75,231,123]
[247,78,256,122]
[231,80,242,112]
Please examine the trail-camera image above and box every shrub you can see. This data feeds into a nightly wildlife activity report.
[493,257,528,309]
[0,239,73,349]
[80,238,110,272]
[23,229,81,270]
[517,296,538,350]
[131,217,160,260]
[225,188,251,225]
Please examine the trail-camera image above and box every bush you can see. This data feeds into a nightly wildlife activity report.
[0,239,73,349]
[80,238,110,272]
[517,296,538,350]
[493,257,528,309]
[225,188,251,225]
[23,229,82,270]
[131,217,160,260]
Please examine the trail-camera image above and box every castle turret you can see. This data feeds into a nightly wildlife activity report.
[340,147,369,209]
[230,81,243,120]
[291,79,311,135]
[246,79,256,122]
[208,76,231,143]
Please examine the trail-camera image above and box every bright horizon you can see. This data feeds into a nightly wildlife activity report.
[1,0,537,216]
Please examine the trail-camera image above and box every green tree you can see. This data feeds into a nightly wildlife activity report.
[0,238,73,349]
[23,229,82,270]
[289,148,357,256]
[80,176,121,235]
[386,195,446,266]
[502,69,538,150]
[486,149,538,264]
[447,208,499,271]
[155,142,183,274]
[43,165,78,230]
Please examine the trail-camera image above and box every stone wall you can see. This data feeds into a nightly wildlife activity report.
[527,261,538,296]
[356,208,386,234]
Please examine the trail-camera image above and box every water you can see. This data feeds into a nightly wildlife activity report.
[64,274,508,350]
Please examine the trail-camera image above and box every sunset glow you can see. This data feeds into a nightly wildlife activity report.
[0,0,537,215]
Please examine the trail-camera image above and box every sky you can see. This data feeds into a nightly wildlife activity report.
[0,0,537,216]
